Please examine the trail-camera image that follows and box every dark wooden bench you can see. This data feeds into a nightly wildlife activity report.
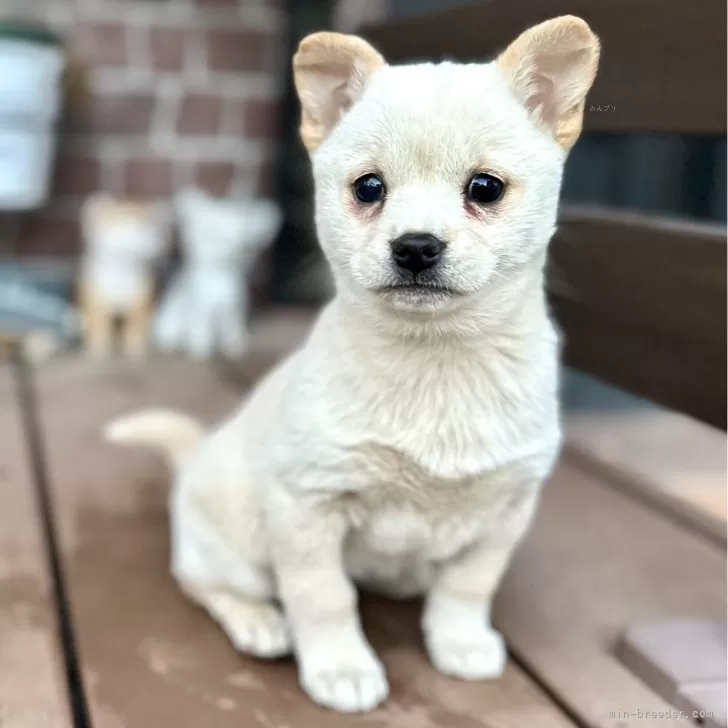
[1,1,725,726]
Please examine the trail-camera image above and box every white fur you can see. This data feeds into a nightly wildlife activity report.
[80,193,170,313]
[107,20,599,714]
[154,187,281,360]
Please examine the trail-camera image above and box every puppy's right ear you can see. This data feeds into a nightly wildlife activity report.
[293,32,385,153]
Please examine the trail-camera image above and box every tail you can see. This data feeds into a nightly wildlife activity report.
[104,409,204,469]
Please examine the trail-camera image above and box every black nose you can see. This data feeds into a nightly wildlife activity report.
[391,233,446,276]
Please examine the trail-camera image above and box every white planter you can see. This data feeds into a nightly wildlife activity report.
[0,128,57,210]
[0,38,64,210]
[0,39,64,121]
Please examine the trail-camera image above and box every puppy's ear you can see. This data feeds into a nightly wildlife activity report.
[293,32,385,153]
[497,15,599,151]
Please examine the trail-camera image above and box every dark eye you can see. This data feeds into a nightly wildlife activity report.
[467,173,505,204]
[353,173,385,204]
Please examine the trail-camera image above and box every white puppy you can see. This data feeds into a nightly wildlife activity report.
[107,17,599,714]
[154,187,281,359]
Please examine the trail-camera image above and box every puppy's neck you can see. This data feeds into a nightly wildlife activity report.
[334,261,549,349]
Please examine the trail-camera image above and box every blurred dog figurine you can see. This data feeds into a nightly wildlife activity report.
[79,193,170,359]
[107,17,599,714]
[154,187,281,360]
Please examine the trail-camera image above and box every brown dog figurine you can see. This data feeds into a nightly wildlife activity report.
[78,193,170,359]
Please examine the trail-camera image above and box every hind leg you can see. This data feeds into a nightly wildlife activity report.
[121,280,154,360]
[171,492,292,658]
[80,281,113,359]
[217,305,249,360]
[154,275,188,352]
[195,590,291,658]
[186,305,216,360]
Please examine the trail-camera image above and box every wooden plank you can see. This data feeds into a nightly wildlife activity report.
[565,444,727,549]
[565,411,727,522]
[362,0,727,135]
[549,206,727,429]
[494,453,727,728]
[0,361,71,728]
[617,620,727,709]
[35,357,575,728]
[564,410,727,547]
[675,683,727,728]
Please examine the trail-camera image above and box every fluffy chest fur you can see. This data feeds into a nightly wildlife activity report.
[251,300,561,577]
[330,442,550,597]
[343,445,546,555]
[268,303,561,489]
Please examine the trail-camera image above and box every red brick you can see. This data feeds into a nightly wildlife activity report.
[227,98,281,139]
[177,93,223,136]
[124,156,173,198]
[243,98,280,138]
[72,21,127,68]
[80,92,156,135]
[193,162,236,196]
[205,29,270,72]
[15,214,80,257]
[52,154,102,197]
[149,26,186,72]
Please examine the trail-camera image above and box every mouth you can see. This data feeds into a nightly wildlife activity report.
[376,282,462,297]
[373,282,464,310]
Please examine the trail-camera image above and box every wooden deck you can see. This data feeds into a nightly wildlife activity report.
[1,317,725,728]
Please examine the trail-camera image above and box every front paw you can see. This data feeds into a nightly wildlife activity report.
[426,626,506,680]
[299,645,389,713]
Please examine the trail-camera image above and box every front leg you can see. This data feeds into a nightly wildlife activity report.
[153,275,187,352]
[79,278,113,359]
[423,491,540,680]
[269,495,388,713]
[85,305,114,359]
[216,304,250,359]
[186,305,216,360]
[121,279,154,360]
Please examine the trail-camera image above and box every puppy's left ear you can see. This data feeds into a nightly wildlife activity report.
[293,32,385,153]
[498,15,600,151]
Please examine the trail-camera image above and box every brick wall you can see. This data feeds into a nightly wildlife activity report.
[10,0,286,257]
[332,0,389,31]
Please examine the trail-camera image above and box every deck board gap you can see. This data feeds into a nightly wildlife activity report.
[11,351,93,728]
